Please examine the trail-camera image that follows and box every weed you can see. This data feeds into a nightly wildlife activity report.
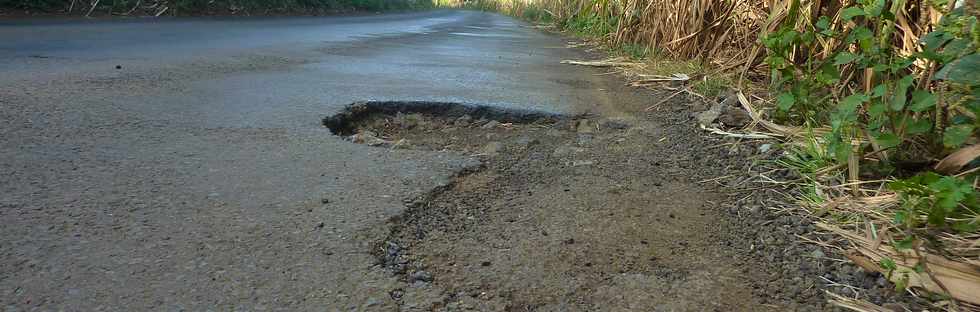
[562,13,616,37]
[610,43,648,59]
[890,172,979,233]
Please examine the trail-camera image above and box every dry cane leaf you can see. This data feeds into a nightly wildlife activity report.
[935,144,980,174]
[820,222,980,306]
[827,291,895,312]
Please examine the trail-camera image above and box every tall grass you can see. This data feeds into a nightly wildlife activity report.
[467,0,765,61]
[1,0,440,14]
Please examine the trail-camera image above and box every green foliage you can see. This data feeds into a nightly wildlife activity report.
[768,2,978,274]
[611,43,649,59]
[890,172,979,232]
[520,4,552,23]
[0,0,66,11]
[562,13,617,37]
[764,0,979,168]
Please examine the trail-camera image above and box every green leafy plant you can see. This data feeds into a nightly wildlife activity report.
[890,172,980,233]
[764,0,978,170]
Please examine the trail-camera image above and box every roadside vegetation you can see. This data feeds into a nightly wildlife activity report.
[0,0,450,16]
[466,0,979,309]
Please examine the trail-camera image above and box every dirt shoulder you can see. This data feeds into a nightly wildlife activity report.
[324,91,922,311]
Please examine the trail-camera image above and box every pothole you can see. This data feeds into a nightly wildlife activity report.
[322,101,601,308]
[322,101,577,154]
[320,101,779,310]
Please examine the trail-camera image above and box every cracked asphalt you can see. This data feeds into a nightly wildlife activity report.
[0,10,652,310]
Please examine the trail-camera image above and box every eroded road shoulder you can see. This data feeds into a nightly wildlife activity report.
[322,101,785,311]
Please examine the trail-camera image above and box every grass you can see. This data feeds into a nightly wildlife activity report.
[2,0,441,14]
[610,43,649,60]
[485,1,733,98]
[519,4,551,23]
[562,14,616,37]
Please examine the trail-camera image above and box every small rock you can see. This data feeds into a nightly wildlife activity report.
[363,297,381,307]
[351,130,389,146]
[482,142,503,156]
[513,136,539,150]
[600,118,630,130]
[410,270,433,283]
[481,120,500,129]
[575,134,593,146]
[881,303,906,312]
[572,160,594,166]
[389,289,404,300]
[552,145,579,158]
[718,105,752,128]
[544,129,563,137]
[758,143,772,153]
[690,101,709,112]
[575,119,594,134]
[694,103,723,126]
[454,115,473,127]
[876,276,889,287]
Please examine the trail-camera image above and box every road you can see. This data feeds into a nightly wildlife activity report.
[0,10,650,310]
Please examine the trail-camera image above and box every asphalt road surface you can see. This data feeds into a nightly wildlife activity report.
[0,10,650,310]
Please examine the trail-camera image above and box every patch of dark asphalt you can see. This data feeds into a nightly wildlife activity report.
[322,100,928,311]
[322,101,572,136]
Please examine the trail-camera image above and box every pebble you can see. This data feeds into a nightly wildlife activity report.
[409,270,433,283]
[718,106,752,128]
[759,143,772,153]
[454,115,472,127]
[545,129,563,137]
[513,136,539,150]
[350,131,389,146]
[482,142,503,156]
[552,145,582,158]
[364,297,381,307]
[600,118,630,130]
[575,119,594,134]
[694,103,722,126]
[389,289,404,300]
[481,120,500,129]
